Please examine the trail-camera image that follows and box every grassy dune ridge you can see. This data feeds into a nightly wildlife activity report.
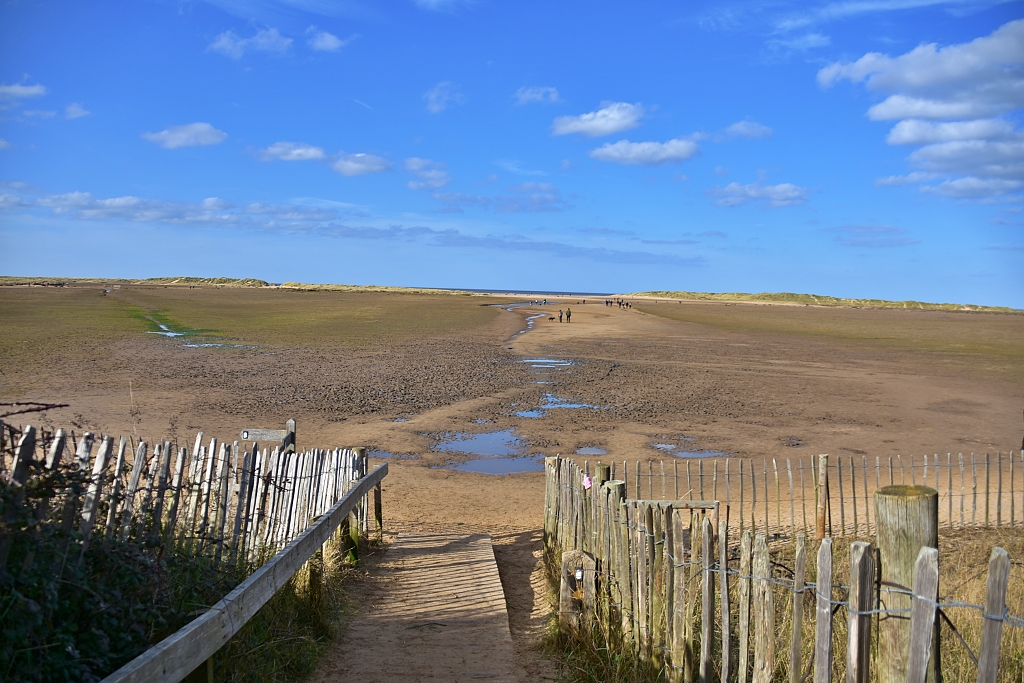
[632,290,1020,313]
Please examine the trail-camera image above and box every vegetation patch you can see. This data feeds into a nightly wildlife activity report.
[632,290,1020,314]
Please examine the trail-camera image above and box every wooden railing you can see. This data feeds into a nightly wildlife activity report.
[100,463,386,683]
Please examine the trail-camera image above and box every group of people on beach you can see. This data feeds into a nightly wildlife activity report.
[604,299,631,309]
[557,308,571,323]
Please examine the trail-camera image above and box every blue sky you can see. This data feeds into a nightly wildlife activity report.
[1,0,1022,306]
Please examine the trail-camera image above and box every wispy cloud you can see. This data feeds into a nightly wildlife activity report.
[767,32,831,51]
[433,182,570,213]
[208,27,292,59]
[828,224,920,247]
[306,26,356,51]
[142,122,227,149]
[65,103,91,119]
[590,137,700,165]
[709,180,809,207]
[333,153,391,176]
[725,120,773,139]
[258,141,327,161]
[552,102,644,137]
[22,110,56,119]
[0,82,46,103]
[406,157,451,189]
[495,159,546,176]
[424,81,464,114]
[921,177,1022,198]
[1,186,697,266]
[0,139,10,150]
[515,86,560,104]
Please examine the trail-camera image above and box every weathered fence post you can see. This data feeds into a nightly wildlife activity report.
[976,546,1010,683]
[875,484,938,683]
[752,533,774,683]
[846,541,874,683]
[790,534,806,683]
[814,538,833,683]
[816,454,828,539]
[738,529,753,683]
[699,515,714,683]
[906,546,939,683]
[719,517,730,683]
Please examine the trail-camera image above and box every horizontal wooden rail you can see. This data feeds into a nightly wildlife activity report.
[100,463,388,683]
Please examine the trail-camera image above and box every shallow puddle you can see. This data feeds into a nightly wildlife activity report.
[541,393,597,409]
[576,447,608,456]
[433,429,524,457]
[147,324,186,338]
[515,409,545,419]
[523,358,574,368]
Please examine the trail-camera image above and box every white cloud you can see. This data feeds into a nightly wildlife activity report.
[0,139,10,150]
[875,171,939,186]
[65,103,91,119]
[332,153,391,176]
[208,28,292,59]
[590,137,700,165]
[709,181,809,207]
[552,102,644,137]
[258,141,327,161]
[820,19,1024,200]
[922,176,1022,198]
[405,157,451,189]
[306,26,353,51]
[424,82,464,114]
[142,122,227,149]
[817,19,1024,121]
[496,159,546,176]
[725,120,773,139]
[22,110,56,119]
[0,83,46,101]
[515,86,560,104]
[432,182,569,213]
[768,32,831,51]
[886,118,1018,145]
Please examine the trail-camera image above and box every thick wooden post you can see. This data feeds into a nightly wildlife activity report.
[813,538,833,683]
[559,550,597,629]
[752,534,774,683]
[976,547,1010,683]
[846,541,874,683]
[875,485,938,683]
[373,481,383,541]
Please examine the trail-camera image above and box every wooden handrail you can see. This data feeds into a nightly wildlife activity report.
[101,463,388,683]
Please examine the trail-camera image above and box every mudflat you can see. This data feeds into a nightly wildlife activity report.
[3,284,1021,678]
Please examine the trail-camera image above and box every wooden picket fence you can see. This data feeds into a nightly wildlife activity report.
[0,423,370,574]
[591,451,1021,540]
[0,420,386,683]
[545,456,1023,682]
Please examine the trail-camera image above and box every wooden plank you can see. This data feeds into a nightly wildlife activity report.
[790,534,806,683]
[651,502,667,671]
[52,433,95,574]
[104,437,129,539]
[120,441,148,540]
[228,445,255,564]
[846,541,874,683]
[906,546,939,683]
[719,517,730,683]
[163,447,187,546]
[17,430,66,577]
[788,459,796,541]
[813,538,833,683]
[737,529,753,683]
[0,426,37,570]
[837,456,846,536]
[78,436,115,558]
[151,440,172,537]
[976,547,1010,683]
[699,516,714,683]
[101,463,388,683]
[751,534,774,683]
[684,511,699,683]
[240,428,288,442]
[850,456,858,535]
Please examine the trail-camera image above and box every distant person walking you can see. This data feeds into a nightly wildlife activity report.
[558,309,563,323]
[566,307,572,323]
